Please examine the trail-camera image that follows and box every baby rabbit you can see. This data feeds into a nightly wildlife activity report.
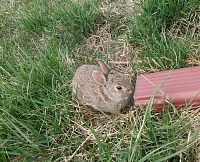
[71,59,134,114]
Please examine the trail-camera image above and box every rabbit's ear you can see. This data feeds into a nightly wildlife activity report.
[92,70,107,86]
[96,59,110,74]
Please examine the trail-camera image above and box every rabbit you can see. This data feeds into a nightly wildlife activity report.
[71,59,134,114]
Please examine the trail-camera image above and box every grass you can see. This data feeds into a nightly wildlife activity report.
[131,0,199,71]
[0,0,200,161]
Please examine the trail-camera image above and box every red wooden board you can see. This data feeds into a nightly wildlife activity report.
[134,66,200,112]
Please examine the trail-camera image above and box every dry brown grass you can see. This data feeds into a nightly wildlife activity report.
[73,0,146,76]
[63,103,136,161]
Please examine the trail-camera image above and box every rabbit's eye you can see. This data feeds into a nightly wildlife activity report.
[116,86,123,90]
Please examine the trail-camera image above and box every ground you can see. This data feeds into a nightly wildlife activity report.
[0,0,199,161]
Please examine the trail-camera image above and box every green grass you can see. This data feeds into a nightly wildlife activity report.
[0,0,200,161]
[131,0,199,70]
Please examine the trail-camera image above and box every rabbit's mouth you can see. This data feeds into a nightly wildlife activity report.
[124,96,129,100]
[128,90,134,95]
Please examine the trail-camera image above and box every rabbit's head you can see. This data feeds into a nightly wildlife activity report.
[92,59,133,102]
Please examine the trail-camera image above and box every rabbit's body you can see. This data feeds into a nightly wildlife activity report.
[71,60,133,114]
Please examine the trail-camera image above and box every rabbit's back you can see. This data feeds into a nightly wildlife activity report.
[71,65,101,103]
[72,65,99,84]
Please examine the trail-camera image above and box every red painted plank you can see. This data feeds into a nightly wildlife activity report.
[134,66,200,112]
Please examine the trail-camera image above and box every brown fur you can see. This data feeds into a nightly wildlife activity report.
[71,59,134,113]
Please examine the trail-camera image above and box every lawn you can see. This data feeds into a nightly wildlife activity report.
[0,0,199,161]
